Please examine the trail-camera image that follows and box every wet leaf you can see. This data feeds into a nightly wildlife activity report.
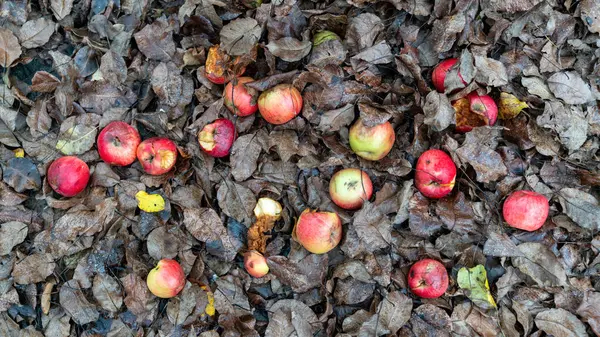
[498,92,528,120]
[456,127,508,183]
[184,208,226,242]
[18,17,56,49]
[474,55,508,87]
[0,221,27,255]
[317,104,355,132]
[512,242,567,287]
[217,180,256,226]
[537,101,588,151]
[267,253,328,293]
[59,280,100,325]
[13,253,55,284]
[266,37,312,62]
[56,113,100,155]
[353,202,392,252]
[457,265,497,310]
[0,28,22,67]
[133,16,176,61]
[2,157,41,192]
[220,18,261,56]
[136,191,165,213]
[92,274,122,312]
[535,308,588,337]
[378,291,412,334]
[31,71,61,92]
[558,188,600,230]
[230,132,262,182]
[99,50,127,86]
[423,91,455,132]
[265,299,321,337]
[577,291,600,335]
[547,71,593,104]
[51,0,74,20]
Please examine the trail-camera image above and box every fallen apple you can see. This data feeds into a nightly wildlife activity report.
[258,84,303,125]
[432,58,465,93]
[349,118,395,161]
[408,259,449,299]
[47,156,90,197]
[503,190,549,231]
[329,168,373,210]
[146,259,186,298]
[97,121,141,166]
[204,45,245,84]
[223,77,259,117]
[454,93,498,133]
[136,137,178,175]
[293,209,342,254]
[244,251,269,278]
[198,118,236,158]
[415,149,456,199]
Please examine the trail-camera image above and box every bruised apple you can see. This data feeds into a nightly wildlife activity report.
[503,190,549,231]
[198,118,236,157]
[136,137,178,175]
[258,84,303,124]
[97,121,141,166]
[223,77,259,117]
[432,58,465,93]
[349,118,395,161]
[415,149,456,199]
[293,209,342,254]
[47,156,90,197]
[244,251,269,278]
[329,168,373,210]
[146,259,186,298]
[454,93,498,133]
[408,259,449,299]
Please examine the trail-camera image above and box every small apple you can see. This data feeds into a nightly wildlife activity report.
[415,149,456,199]
[257,84,303,125]
[204,45,245,85]
[136,137,178,175]
[349,118,395,161]
[146,259,186,298]
[329,168,373,210]
[97,121,141,166]
[244,251,269,278]
[503,190,549,231]
[408,259,449,299]
[454,93,498,133]
[223,77,258,117]
[47,156,90,197]
[432,58,466,93]
[198,118,236,158]
[293,209,342,254]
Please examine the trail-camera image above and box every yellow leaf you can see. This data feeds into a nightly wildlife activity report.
[457,265,497,310]
[200,285,215,316]
[135,191,165,212]
[13,148,24,157]
[498,92,528,120]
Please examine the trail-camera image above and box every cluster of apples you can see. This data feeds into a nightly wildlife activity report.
[432,58,498,132]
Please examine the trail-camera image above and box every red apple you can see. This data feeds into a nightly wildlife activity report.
[408,259,449,299]
[198,118,236,158]
[257,84,303,125]
[454,93,498,133]
[244,251,269,278]
[293,209,342,254]
[204,45,245,85]
[349,118,395,161]
[415,149,456,199]
[136,137,178,175]
[146,259,186,298]
[223,77,258,117]
[47,156,90,197]
[329,168,373,210]
[97,121,141,166]
[432,58,466,93]
[503,190,549,231]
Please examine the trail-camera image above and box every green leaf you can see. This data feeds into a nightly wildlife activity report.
[457,265,497,310]
[56,114,100,155]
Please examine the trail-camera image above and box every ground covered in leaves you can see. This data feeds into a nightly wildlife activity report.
[0,0,599,336]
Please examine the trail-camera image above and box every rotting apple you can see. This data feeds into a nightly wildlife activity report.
[47,156,90,197]
[503,190,549,231]
[454,93,498,133]
[349,118,395,161]
[136,137,178,175]
[97,121,141,166]
[415,149,456,199]
[329,168,373,210]
[223,77,259,117]
[146,259,186,298]
[432,58,466,93]
[408,259,449,299]
[204,45,245,85]
[198,118,236,158]
[257,84,303,125]
[293,209,342,254]
[244,251,269,278]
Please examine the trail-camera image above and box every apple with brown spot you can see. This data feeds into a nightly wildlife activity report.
[47,156,90,197]
[97,121,141,166]
[244,251,269,278]
[408,259,449,299]
[503,190,549,231]
[415,149,456,199]
[198,118,236,158]
[146,259,186,298]
[329,168,373,210]
[293,209,342,254]
[136,137,178,175]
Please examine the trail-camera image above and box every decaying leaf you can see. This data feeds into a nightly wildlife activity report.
[0,28,22,67]
[220,18,261,56]
[498,92,528,120]
[457,265,497,310]
[56,114,100,155]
